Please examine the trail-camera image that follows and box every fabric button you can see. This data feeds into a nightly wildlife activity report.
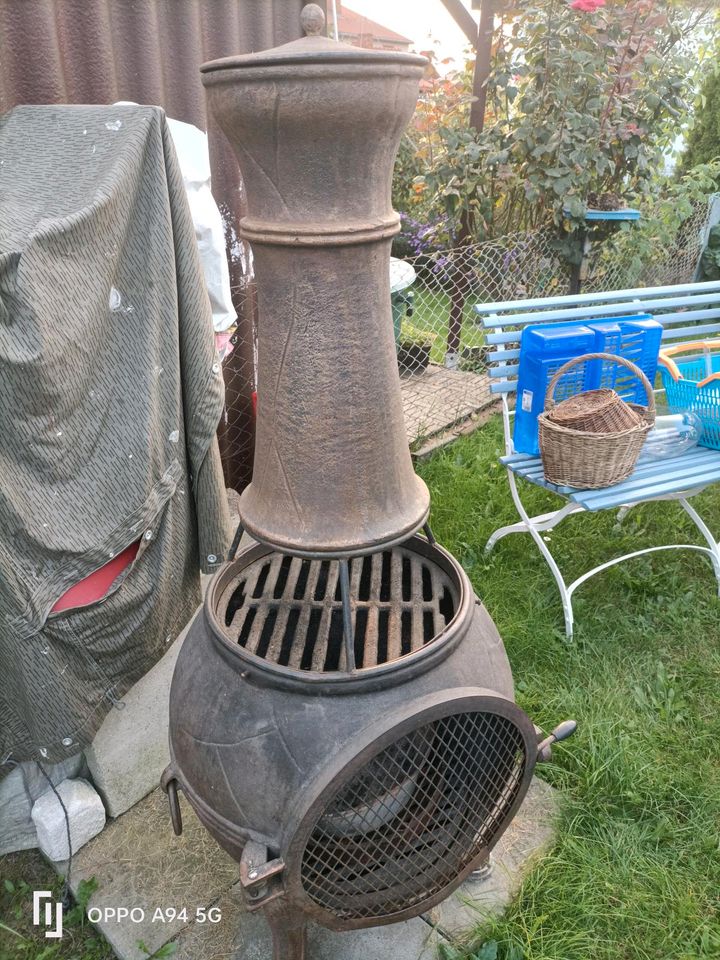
[207,554,217,564]
[144,529,153,540]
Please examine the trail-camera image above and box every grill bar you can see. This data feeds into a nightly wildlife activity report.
[216,545,458,672]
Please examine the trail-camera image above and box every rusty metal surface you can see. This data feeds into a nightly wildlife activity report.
[299,709,528,920]
[166,536,519,851]
[282,691,536,933]
[201,13,429,556]
[0,0,325,494]
[208,533,487,691]
[164,12,541,959]
[216,544,459,671]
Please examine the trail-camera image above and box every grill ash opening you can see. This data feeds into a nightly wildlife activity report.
[216,545,459,671]
[300,710,527,920]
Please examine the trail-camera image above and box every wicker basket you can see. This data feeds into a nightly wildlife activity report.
[538,353,655,489]
[549,387,643,433]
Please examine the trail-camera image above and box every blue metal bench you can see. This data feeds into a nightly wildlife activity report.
[476,280,720,638]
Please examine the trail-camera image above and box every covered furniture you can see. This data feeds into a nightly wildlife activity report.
[0,104,230,770]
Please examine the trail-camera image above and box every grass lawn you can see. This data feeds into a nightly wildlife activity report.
[416,416,720,960]
[0,851,113,960]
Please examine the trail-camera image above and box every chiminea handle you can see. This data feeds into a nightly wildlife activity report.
[160,767,183,836]
[537,719,577,761]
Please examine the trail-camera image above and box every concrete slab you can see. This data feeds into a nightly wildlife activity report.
[85,577,211,820]
[84,630,188,819]
[58,787,238,960]
[55,778,558,960]
[401,364,492,447]
[424,778,560,938]
[412,400,500,460]
[171,881,442,960]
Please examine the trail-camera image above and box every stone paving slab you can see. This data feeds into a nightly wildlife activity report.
[58,788,238,960]
[171,881,442,960]
[85,632,186,819]
[412,401,500,460]
[401,365,492,446]
[85,576,211,819]
[57,777,559,960]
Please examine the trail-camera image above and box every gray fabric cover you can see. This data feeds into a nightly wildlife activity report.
[0,104,231,771]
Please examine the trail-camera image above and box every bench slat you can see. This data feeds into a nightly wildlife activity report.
[478,293,720,328]
[503,446,720,478]
[485,312,720,346]
[510,448,720,488]
[489,364,520,379]
[577,460,720,502]
[475,280,720,314]
[486,331,527,345]
[658,320,720,341]
[582,467,720,510]
[488,348,521,363]
[484,308,720,341]
[490,380,521,394]
[501,446,720,511]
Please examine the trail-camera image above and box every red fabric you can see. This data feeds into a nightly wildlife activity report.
[50,540,140,613]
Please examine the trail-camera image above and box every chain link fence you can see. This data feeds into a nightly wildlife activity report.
[581,200,711,293]
[390,231,570,448]
[220,198,714,478]
[391,199,713,446]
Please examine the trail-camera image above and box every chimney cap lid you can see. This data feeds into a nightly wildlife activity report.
[201,7,426,75]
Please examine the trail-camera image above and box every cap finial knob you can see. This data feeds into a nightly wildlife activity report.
[301,3,325,37]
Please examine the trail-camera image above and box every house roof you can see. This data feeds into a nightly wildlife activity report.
[336,5,412,46]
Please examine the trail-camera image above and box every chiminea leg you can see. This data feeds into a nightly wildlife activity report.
[263,903,307,960]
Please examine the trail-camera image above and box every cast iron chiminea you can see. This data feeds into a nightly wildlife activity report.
[163,7,574,958]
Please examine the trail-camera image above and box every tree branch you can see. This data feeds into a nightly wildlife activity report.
[439,0,478,47]
[469,0,496,131]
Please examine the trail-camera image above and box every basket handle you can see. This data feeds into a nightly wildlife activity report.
[544,352,656,416]
[659,340,720,382]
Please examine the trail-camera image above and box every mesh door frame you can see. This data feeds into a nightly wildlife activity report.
[281,688,537,930]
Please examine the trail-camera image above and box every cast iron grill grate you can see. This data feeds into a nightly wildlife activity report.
[216,546,458,670]
[300,710,526,920]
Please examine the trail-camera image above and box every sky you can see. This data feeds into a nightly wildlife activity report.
[335,0,475,69]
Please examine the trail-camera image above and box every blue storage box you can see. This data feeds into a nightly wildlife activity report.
[513,314,661,455]
[514,323,597,456]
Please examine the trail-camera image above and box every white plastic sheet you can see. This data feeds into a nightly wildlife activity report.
[166,116,236,333]
[115,103,236,334]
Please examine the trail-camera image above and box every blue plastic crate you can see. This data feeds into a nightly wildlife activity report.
[514,323,596,455]
[514,314,660,455]
[659,342,720,450]
[588,318,662,405]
